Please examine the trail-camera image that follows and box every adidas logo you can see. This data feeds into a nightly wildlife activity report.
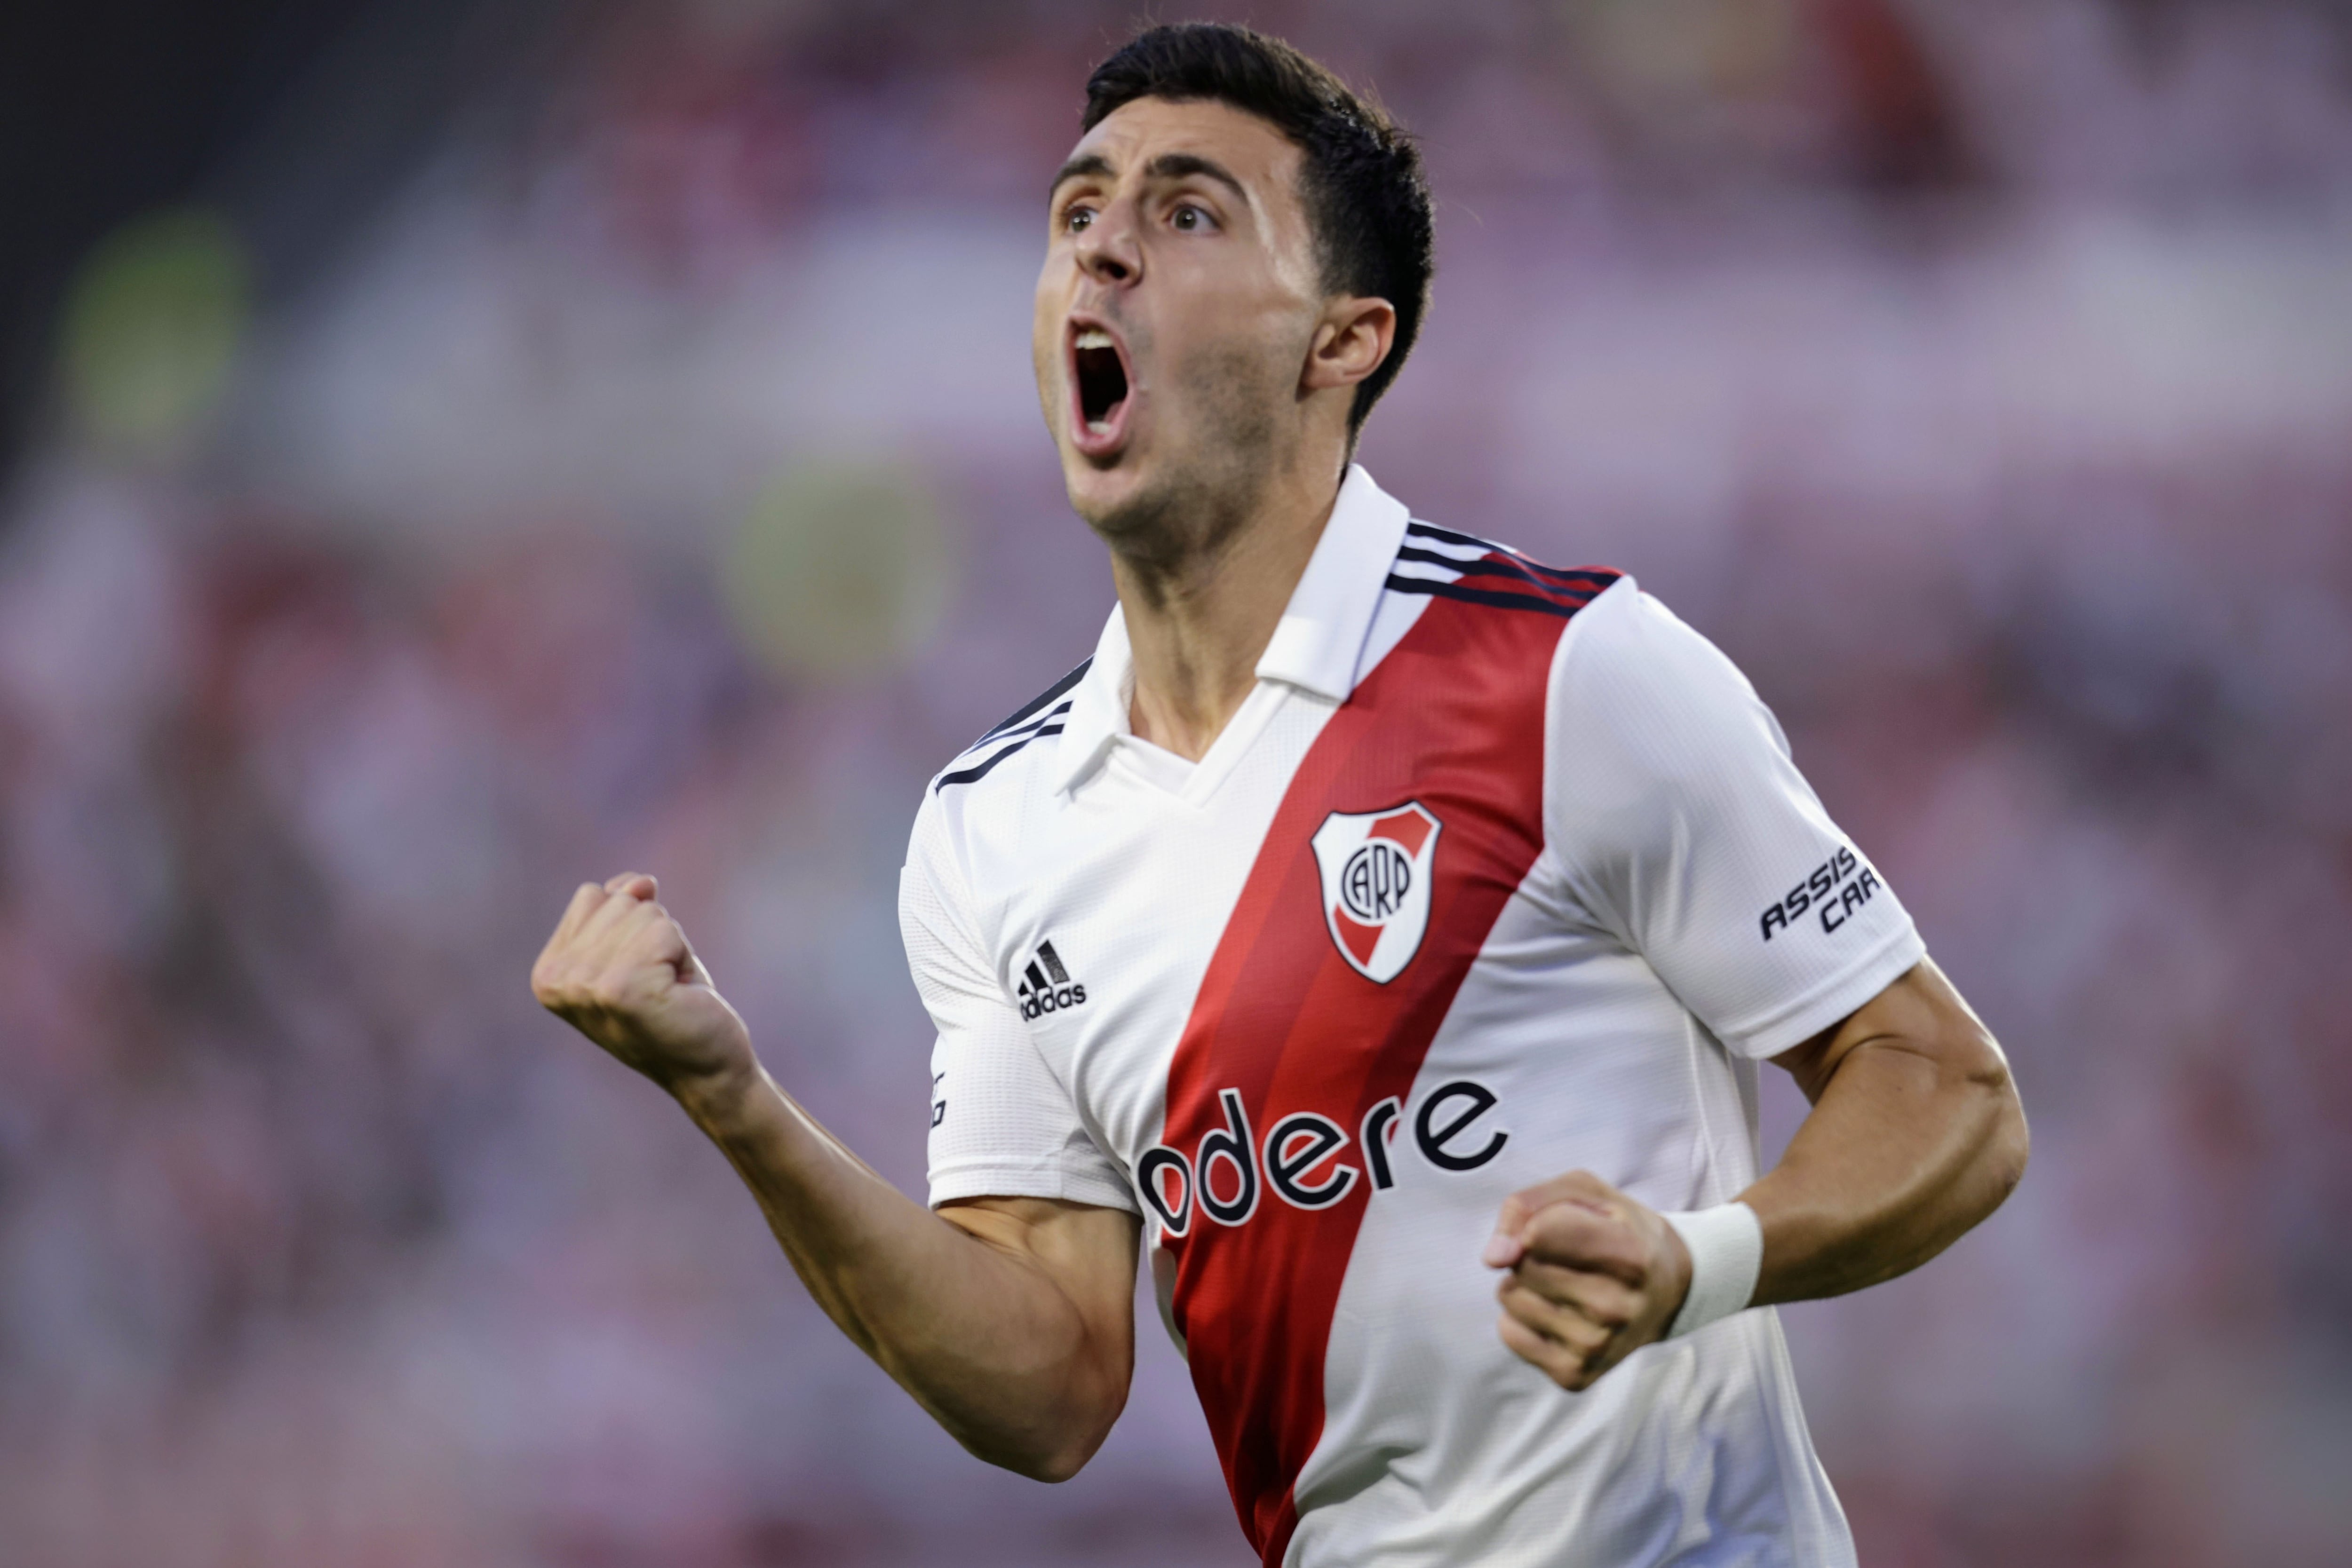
[1017,940,1088,1022]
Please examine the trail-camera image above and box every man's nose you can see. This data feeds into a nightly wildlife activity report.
[1074,203,1142,286]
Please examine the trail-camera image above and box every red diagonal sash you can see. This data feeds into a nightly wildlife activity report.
[1156,582,1573,1564]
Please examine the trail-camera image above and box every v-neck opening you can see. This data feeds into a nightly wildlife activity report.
[1114,680,1293,808]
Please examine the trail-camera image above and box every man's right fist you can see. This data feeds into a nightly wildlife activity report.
[531,873,755,1098]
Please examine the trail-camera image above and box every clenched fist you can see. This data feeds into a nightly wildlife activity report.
[1481,1170,1692,1392]
[531,873,755,1101]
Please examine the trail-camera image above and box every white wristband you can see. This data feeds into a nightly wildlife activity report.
[1660,1203,1764,1339]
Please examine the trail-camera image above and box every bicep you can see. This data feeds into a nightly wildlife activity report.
[937,1196,1141,1343]
[1771,957,2009,1105]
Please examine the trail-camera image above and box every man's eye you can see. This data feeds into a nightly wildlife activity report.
[1172,204,1207,231]
[1064,206,1094,233]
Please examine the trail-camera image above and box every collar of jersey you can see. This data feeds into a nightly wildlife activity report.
[1051,463,1411,797]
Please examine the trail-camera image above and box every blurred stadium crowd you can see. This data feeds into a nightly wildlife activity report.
[1,1,2350,1564]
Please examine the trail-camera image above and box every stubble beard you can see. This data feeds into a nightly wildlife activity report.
[1071,339,1286,609]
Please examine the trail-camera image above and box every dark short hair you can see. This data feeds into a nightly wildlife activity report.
[1082,23,1435,436]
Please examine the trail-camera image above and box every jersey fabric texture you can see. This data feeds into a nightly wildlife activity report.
[900,466,1921,1568]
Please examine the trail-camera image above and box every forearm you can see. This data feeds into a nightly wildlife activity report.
[1741,1035,2026,1306]
[676,1065,1129,1479]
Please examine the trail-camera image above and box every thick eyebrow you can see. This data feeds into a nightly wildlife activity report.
[1045,149,1251,207]
[1048,152,1114,202]
[1144,151,1248,205]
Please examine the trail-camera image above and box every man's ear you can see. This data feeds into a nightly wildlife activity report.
[1302,296,1397,395]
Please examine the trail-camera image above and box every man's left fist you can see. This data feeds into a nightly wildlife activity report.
[1481,1170,1692,1392]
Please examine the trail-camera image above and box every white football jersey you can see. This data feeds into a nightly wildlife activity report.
[900,466,1921,1567]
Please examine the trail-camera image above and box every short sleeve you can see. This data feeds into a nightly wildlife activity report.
[1544,580,1925,1059]
[900,795,1138,1212]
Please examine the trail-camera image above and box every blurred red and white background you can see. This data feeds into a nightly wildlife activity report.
[2,2,2349,1564]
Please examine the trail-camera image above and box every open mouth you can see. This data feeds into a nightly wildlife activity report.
[1073,329,1129,436]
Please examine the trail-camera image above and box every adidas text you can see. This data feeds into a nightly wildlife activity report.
[1016,940,1088,1021]
[1022,983,1087,1021]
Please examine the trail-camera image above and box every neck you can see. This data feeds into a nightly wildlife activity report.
[1114,458,1344,762]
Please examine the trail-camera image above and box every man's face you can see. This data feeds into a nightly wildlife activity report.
[1034,96,1329,545]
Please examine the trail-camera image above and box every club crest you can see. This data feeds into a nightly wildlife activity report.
[1310,802,1441,983]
